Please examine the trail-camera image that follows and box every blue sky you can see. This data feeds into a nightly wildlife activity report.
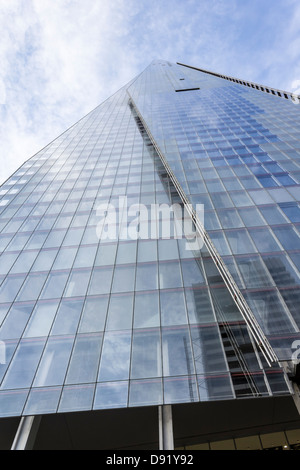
[0,0,300,184]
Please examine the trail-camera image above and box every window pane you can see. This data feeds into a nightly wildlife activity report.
[198,373,234,401]
[226,229,257,255]
[162,326,195,376]
[133,291,160,328]
[95,243,117,266]
[40,272,69,300]
[24,300,59,338]
[191,325,227,374]
[98,331,131,381]
[33,336,74,387]
[79,296,109,333]
[94,381,128,409]
[160,290,187,326]
[23,387,61,416]
[15,273,48,302]
[135,263,158,291]
[181,259,205,287]
[111,265,135,293]
[0,275,26,303]
[63,269,91,297]
[51,298,84,335]
[88,267,113,295]
[164,376,198,404]
[106,293,133,331]
[248,228,282,253]
[65,333,103,384]
[159,261,182,289]
[129,379,162,407]
[185,288,216,324]
[0,303,34,340]
[59,384,95,413]
[52,247,78,270]
[31,249,58,272]
[272,226,300,251]
[73,245,97,268]
[244,290,297,335]
[1,338,46,389]
[131,329,161,379]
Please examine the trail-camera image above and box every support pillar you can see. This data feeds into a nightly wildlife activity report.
[11,416,41,450]
[158,405,174,450]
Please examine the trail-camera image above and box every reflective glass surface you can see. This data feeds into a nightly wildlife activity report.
[0,60,298,417]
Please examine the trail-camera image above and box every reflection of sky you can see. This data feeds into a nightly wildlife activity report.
[1,0,300,185]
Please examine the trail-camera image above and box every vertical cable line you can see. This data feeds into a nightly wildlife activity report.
[127,92,278,367]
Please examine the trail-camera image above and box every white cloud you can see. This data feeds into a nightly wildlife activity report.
[0,0,300,186]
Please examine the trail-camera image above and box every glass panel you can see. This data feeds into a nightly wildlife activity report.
[51,298,84,335]
[116,242,137,264]
[162,326,195,377]
[226,229,257,255]
[129,379,162,407]
[106,293,133,331]
[238,207,267,227]
[24,300,59,338]
[1,338,46,389]
[198,373,234,401]
[111,265,136,293]
[10,251,39,274]
[98,331,131,381]
[160,290,188,326]
[135,263,158,291]
[244,290,297,335]
[164,376,198,404]
[0,303,34,340]
[63,269,91,297]
[15,273,48,302]
[133,291,160,328]
[0,275,26,303]
[0,389,28,417]
[248,227,282,253]
[88,267,113,295]
[79,296,109,333]
[33,336,74,387]
[65,333,103,384]
[272,226,300,251]
[23,387,61,415]
[52,247,78,270]
[95,243,117,266]
[237,255,274,288]
[191,325,228,374]
[217,208,244,229]
[40,272,69,300]
[31,249,58,272]
[263,253,300,287]
[58,384,95,413]
[73,245,97,268]
[185,287,216,324]
[0,253,19,276]
[137,240,157,262]
[180,259,205,287]
[159,261,182,289]
[94,381,128,409]
[131,328,161,379]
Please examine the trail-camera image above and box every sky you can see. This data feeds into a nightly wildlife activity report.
[0,0,300,185]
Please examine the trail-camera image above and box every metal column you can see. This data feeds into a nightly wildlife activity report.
[11,416,41,450]
[158,405,174,450]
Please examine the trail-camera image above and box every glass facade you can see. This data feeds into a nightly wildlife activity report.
[0,60,299,418]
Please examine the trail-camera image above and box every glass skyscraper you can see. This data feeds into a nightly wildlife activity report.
[1,60,300,450]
